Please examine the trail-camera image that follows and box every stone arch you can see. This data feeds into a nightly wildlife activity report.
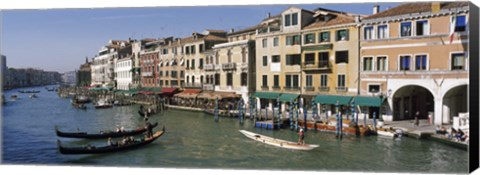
[440,84,468,124]
[391,84,434,121]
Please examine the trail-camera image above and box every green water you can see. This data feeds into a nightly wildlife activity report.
[1,87,469,173]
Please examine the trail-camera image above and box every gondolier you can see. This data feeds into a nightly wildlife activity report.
[298,128,305,145]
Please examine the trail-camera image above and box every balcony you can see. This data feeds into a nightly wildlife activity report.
[141,72,153,77]
[204,64,215,71]
[203,84,215,91]
[283,86,300,91]
[304,86,315,91]
[222,62,236,70]
[319,86,329,91]
[301,60,331,71]
[335,87,348,92]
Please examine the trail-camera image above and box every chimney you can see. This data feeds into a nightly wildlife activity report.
[432,2,441,13]
[267,12,271,18]
[230,28,234,33]
[373,5,379,14]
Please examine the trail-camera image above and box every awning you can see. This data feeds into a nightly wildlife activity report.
[254,92,280,100]
[314,95,352,105]
[174,89,202,98]
[137,87,162,95]
[352,96,384,107]
[279,93,300,102]
[160,88,179,96]
[89,87,111,91]
[197,91,214,99]
[170,59,175,65]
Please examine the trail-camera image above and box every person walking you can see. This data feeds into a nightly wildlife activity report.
[414,111,420,127]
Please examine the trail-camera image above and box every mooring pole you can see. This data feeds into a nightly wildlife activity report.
[214,97,219,122]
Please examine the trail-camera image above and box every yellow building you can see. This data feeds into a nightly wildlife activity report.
[360,2,469,125]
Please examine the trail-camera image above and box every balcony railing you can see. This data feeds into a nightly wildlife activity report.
[141,72,153,77]
[301,60,331,71]
[204,64,215,71]
[335,87,348,92]
[319,86,329,91]
[222,62,237,70]
[203,84,215,91]
[304,86,315,91]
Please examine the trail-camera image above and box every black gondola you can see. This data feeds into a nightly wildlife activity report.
[57,127,165,154]
[55,122,158,139]
[18,90,40,93]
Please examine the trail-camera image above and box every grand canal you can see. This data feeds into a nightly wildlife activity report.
[2,86,469,173]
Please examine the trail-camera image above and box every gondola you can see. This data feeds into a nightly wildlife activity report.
[138,110,155,117]
[57,127,165,154]
[18,90,40,93]
[55,122,158,139]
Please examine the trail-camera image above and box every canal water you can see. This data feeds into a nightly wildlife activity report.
[1,86,469,173]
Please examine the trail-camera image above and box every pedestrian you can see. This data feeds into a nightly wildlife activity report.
[414,111,420,127]
[298,128,305,145]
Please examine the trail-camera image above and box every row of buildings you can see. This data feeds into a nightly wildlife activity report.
[78,2,470,125]
[1,55,62,89]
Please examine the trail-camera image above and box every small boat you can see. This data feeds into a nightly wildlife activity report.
[73,95,91,103]
[239,130,319,151]
[18,90,40,93]
[10,94,18,101]
[29,94,38,99]
[57,128,165,154]
[94,99,113,109]
[71,102,87,110]
[55,122,158,139]
[428,134,468,150]
[376,130,398,139]
[138,110,155,117]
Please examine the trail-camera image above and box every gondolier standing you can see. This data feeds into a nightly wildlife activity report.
[298,128,305,145]
[145,121,153,138]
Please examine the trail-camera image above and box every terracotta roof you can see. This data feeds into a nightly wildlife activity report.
[304,13,356,29]
[364,2,469,20]
[204,34,228,42]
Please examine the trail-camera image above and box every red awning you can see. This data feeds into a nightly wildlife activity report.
[182,89,202,94]
[160,88,179,96]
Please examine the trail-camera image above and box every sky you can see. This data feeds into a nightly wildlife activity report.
[1,2,402,73]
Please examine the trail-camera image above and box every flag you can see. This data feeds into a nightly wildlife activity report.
[450,14,457,44]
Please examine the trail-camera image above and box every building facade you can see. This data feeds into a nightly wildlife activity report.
[139,40,162,88]
[158,37,185,89]
[359,2,469,125]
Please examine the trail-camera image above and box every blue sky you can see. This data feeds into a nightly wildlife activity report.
[2,2,401,73]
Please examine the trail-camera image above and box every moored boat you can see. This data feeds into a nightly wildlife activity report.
[57,128,165,154]
[94,99,113,109]
[55,122,158,139]
[18,90,40,93]
[428,134,468,150]
[239,130,319,151]
[376,130,397,139]
[298,120,371,136]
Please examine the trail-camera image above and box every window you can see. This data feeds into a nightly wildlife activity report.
[199,58,204,69]
[454,15,467,32]
[186,76,189,84]
[191,59,195,69]
[262,39,267,48]
[377,56,387,71]
[416,20,429,36]
[306,75,313,87]
[415,55,427,70]
[285,75,291,88]
[320,74,328,87]
[273,37,279,47]
[451,53,466,70]
[319,52,329,67]
[186,60,190,69]
[364,26,374,40]
[241,73,247,86]
[286,54,301,65]
[377,25,388,39]
[165,71,169,76]
[304,33,315,44]
[293,35,301,45]
[227,73,233,86]
[273,75,279,88]
[241,48,247,63]
[363,57,373,71]
[336,29,349,41]
[285,14,291,26]
[286,35,301,45]
[159,80,163,86]
[191,45,196,54]
[171,71,178,77]
[165,80,169,86]
[215,73,220,85]
[191,76,195,84]
[286,36,293,45]
[180,71,184,77]
[292,75,299,88]
[272,55,281,63]
[199,44,204,53]
[319,32,330,42]
[368,85,380,93]
[292,13,298,26]
[263,56,268,66]
[159,71,163,77]
[171,80,178,86]
[305,53,315,65]
[337,74,345,88]
[185,46,190,54]
[262,75,268,87]
[400,22,412,37]
[284,13,298,27]
[335,51,348,64]
[399,55,411,71]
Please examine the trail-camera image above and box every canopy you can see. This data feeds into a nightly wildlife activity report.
[174,88,202,98]
[254,92,280,100]
[279,93,300,102]
[314,95,353,105]
[160,88,179,96]
[352,96,384,107]
[89,87,111,91]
